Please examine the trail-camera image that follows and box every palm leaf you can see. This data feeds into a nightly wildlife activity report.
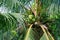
[24,24,33,40]
[0,13,26,40]
[39,23,54,40]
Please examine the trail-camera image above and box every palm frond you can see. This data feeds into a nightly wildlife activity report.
[0,13,26,40]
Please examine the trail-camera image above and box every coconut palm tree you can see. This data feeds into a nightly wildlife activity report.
[0,0,60,40]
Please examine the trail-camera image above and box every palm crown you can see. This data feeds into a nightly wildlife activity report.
[0,0,60,40]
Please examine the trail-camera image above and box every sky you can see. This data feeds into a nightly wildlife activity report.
[0,6,11,13]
